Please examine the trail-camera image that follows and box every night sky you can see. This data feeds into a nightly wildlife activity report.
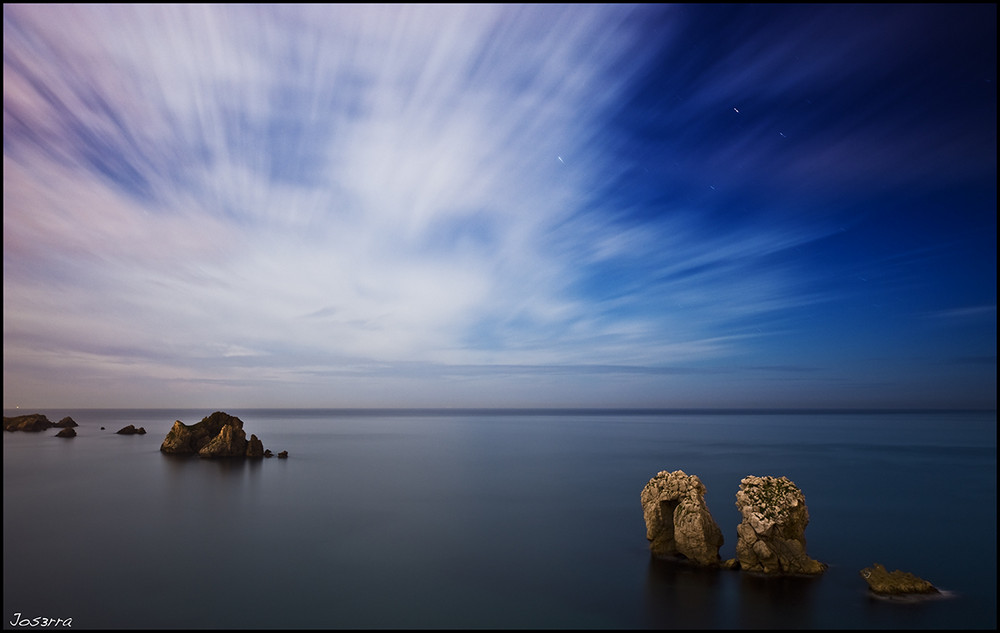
[3,4,996,409]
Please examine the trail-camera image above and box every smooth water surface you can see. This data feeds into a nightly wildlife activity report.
[3,409,996,629]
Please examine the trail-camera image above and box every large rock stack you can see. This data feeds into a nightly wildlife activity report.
[160,411,259,458]
[733,475,826,575]
[640,470,724,566]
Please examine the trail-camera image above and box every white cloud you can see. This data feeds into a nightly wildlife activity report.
[3,4,855,406]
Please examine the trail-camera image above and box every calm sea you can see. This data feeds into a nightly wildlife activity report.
[3,409,996,630]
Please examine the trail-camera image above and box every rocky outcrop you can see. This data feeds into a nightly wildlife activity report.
[160,411,244,455]
[861,563,938,596]
[3,413,54,432]
[246,434,264,458]
[159,411,283,459]
[116,425,146,435]
[277,450,288,459]
[733,475,826,575]
[640,470,724,566]
[198,422,247,457]
[55,427,77,438]
[55,416,78,428]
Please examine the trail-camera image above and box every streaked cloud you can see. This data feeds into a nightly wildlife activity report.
[3,4,995,408]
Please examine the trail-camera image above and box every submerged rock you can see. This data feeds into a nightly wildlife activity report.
[3,413,54,432]
[116,424,146,435]
[861,563,938,596]
[733,475,826,575]
[640,470,724,566]
[55,427,77,438]
[277,450,288,459]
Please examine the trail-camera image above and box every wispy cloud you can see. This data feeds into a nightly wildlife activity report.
[4,4,995,408]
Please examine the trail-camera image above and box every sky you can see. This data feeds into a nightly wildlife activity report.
[3,4,996,410]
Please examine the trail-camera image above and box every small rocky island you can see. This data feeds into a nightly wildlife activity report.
[160,411,282,459]
[3,414,78,433]
[861,563,939,597]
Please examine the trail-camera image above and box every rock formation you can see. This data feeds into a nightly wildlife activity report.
[160,411,242,455]
[277,450,288,459]
[246,434,264,458]
[198,422,247,457]
[640,470,724,566]
[55,427,77,438]
[860,563,939,596]
[159,411,281,459]
[116,425,147,435]
[3,413,54,432]
[733,475,826,575]
[55,416,78,428]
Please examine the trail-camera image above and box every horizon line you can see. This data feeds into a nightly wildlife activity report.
[4,406,996,415]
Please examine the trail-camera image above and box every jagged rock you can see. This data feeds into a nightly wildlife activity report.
[277,450,288,459]
[263,449,274,458]
[160,411,244,455]
[640,470,724,566]
[734,475,826,575]
[246,434,264,458]
[197,423,248,458]
[55,416,79,428]
[861,563,939,596]
[116,424,146,435]
[55,427,77,438]
[3,414,53,432]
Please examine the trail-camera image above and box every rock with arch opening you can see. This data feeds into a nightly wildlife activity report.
[640,470,724,566]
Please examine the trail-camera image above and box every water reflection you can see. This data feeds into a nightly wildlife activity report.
[643,557,728,629]
[644,556,824,629]
[160,453,266,513]
[737,571,822,628]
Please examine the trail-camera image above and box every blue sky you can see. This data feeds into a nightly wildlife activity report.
[3,4,996,409]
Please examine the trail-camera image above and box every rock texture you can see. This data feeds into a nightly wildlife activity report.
[246,434,264,458]
[159,411,280,459]
[55,427,77,438]
[734,475,826,575]
[160,411,243,456]
[861,563,939,596]
[116,425,147,435]
[55,416,79,428]
[198,422,247,458]
[640,470,724,566]
[3,413,54,432]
